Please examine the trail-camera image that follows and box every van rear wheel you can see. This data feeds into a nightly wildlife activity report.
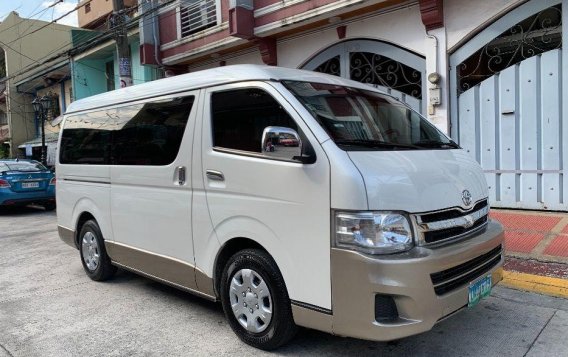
[220,249,297,350]
[79,220,116,281]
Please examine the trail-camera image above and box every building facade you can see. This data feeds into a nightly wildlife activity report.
[14,56,73,165]
[9,1,157,163]
[73,0,159,100]
[0,12,76,158]
[79,0,138,30]
[136,0,566,211]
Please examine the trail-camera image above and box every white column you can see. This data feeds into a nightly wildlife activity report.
[562,0,567,205]
[424,26,449,135]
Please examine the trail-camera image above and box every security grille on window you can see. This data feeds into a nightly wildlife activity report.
[179,0,218,38]
[457,5,562,93]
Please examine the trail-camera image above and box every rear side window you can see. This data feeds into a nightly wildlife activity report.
[60,96,194,165]
[211,88,298,153]
[2,161,47,172]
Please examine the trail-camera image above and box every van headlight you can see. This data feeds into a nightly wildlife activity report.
[334,211,414,254]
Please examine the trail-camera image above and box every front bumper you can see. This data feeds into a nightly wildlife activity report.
[330,220,504,341]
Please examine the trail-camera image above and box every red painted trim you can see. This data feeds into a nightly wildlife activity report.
[221,0,229,22]
[257,37,277,65]
[336,25,346,39]
[159,10,178,45]
[140,43,160,65]
[229,6,255,39]
[255,0,337,27]
[419,0,443,31]
[162,29,231,59]
[255,0,280,9]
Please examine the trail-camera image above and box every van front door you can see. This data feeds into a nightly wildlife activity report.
[200,82,332,310]
[107,93,200,292]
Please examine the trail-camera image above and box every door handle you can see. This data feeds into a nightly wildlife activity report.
[206,170,225,181]
[177,166,186,185]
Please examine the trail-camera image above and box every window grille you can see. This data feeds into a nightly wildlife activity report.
[457,5,562,94]
[179,0,218,38]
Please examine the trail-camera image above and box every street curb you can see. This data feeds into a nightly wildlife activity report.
[501,270,568,299]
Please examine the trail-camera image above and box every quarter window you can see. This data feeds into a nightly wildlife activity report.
[211,88,298,153]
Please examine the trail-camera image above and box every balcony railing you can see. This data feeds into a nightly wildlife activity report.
[178,0,219,38]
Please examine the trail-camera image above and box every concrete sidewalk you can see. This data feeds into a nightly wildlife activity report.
[490,209,568,298]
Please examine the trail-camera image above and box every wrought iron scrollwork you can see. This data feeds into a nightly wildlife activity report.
[313,56,341,77]
[458,5,562,94]
[349,52,422,99]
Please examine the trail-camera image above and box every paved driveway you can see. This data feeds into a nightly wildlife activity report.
[1,207,568,356]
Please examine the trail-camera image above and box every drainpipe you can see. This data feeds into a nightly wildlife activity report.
[151,0,162,68]
[426,33,438,75]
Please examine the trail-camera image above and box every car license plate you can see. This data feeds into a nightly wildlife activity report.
[468,274,492,307]
[22,182,39,189]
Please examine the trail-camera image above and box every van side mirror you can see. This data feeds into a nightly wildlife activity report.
[261,126,314,163]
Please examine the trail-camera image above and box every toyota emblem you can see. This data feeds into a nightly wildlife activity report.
[462,190,472,207]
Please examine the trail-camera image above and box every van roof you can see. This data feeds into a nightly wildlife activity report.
[65,64,370,114]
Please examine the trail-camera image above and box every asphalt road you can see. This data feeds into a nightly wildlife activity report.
[1,207,568,357]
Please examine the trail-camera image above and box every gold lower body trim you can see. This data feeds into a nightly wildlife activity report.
[105,241,216,301]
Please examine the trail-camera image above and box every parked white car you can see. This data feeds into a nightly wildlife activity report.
[56,65,503,350]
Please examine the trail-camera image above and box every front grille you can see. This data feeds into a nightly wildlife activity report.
[414,199,490,245]
[420,200,488,223]
[424,216,488,243]
[430,245,502,295]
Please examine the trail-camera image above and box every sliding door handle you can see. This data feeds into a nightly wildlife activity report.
[177,166,186,185]
[206,170,225,181]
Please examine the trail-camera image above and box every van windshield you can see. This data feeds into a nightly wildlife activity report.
[283,81,459,151]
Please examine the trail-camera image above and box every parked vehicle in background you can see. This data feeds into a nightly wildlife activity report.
[279,135,299,146]
[56,65,504,350]
[0,159,56,210]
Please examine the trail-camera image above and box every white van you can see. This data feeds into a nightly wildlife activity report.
[57,65,504,350]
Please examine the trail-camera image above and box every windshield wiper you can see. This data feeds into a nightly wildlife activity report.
[335,139,420,150]
[413,140,460,149]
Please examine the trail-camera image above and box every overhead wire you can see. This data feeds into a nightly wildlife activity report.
[7,2,64,44]
[5,0,180,82]
[11,0,93,42]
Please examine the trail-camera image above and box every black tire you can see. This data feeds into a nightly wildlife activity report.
[78,219,117,281]
[220,248,297,350]
[44,202,56,211]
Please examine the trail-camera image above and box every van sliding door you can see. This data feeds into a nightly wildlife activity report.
[106,93,199,291]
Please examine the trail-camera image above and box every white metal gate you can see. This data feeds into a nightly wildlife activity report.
[300,39,426,114]
[450,0,567,210]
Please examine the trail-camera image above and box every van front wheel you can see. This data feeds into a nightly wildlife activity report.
[220,249,297,350]
[79,220,117,281]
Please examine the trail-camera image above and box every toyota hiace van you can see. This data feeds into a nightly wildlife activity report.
[57,65,504,350]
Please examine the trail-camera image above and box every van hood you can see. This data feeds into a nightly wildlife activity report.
[347,149,488,213]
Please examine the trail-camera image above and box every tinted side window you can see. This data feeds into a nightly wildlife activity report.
[60,111,112,164]
[211,88,298,153]
[60,96,194,165]
[113,97,194,165]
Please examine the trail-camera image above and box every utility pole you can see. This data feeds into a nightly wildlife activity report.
[112,0,132,88]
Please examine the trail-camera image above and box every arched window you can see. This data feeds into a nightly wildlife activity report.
[300,39,426,113]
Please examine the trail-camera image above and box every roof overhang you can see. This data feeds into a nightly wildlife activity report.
[15,60,70,94]
[17,133,59,148]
